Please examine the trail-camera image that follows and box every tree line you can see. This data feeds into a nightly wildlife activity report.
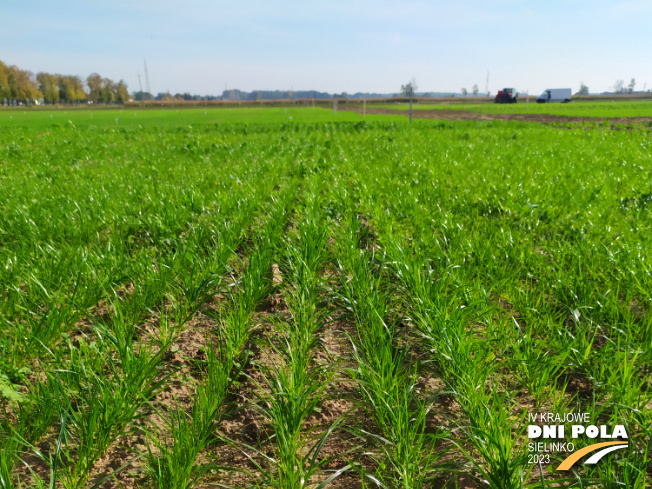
[0,60,129,105]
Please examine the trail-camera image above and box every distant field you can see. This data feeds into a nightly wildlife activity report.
[372,99,652,118]
[0,106,406,129]
[1,109,650,489]
[2,100,651,129]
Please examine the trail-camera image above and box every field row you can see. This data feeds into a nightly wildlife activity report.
[2,99,652,131]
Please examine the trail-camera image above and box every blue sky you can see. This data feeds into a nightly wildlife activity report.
[2,0,651,96]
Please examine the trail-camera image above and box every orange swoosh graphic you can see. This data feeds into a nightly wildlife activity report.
[557,441,628,470]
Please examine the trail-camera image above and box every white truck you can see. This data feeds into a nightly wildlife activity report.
[536,88,572,103]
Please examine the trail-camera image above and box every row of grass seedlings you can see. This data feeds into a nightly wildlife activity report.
[141,184,296,489]
[16,252,196,488]
[0,124,289,487]
[0,119,280,354]
[364,166,640,484]
[52,304,174,489]
[0,252,162,488]
[0,246,121,372]
[0,119,275,361]
[453,229,578,422]
[167,147,295,329]
[361,182,537,489]
[110,184,278,487]
[2,184,265,488]
[566,133,652,487]
[24,255,219,487]
[405,186,645,484]
[333,209,449,489]
[536,238,650,484]
[583,355,652,489]
[0,373,66,489]
[248,194,343,489]
[338,120,650,487]
[573,337,651,487]
[409,185,579,420]
[0,252,174,489]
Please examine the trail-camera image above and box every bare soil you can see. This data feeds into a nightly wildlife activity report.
[340,106,652,125]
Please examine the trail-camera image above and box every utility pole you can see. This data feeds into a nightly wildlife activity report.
[137,74,143,105]
[409,85,413,123]
[144,59,151,96]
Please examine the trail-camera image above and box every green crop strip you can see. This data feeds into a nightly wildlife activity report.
[372,99,652,118]
[141,184,296,489]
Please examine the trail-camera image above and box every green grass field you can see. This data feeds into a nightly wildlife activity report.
[0,108,650,488]
[0,106,406,130]
[374,99,652,118]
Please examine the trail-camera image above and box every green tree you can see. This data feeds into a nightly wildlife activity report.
[0,61,9,100]
[577,82,589,96]
[86,73,103,103]
[37,72,60,103]
[613,80,624,93]
[58,76,77,103]
[472,84,479,96]
[461,87,467,96]
[72,76,87,102]
[100,78,115,104]
[7,66,41,101]
[400,79,417,97]
[133,91,154,101]
[115,80,129,103]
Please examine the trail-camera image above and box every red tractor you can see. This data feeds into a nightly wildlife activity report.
[494,88,518,104]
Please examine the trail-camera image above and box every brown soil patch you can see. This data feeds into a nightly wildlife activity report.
[341,106,652,125]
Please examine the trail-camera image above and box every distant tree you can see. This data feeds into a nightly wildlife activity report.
[628,78,636,93]
[613,79,624,93]
[37,72,60,103]
[6,66,41,101]
[577,82,589,96]
[0,61,9,100]
[87,73,103,103]
[115,80,129,103]
[461,88,467,96]
[58,76,73,102]
[58,75,85,103]
[100,78,115,103]
[472,84,479,96]
[400,78,417,97]
[133,91,154,101]
[71,76,86,102]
